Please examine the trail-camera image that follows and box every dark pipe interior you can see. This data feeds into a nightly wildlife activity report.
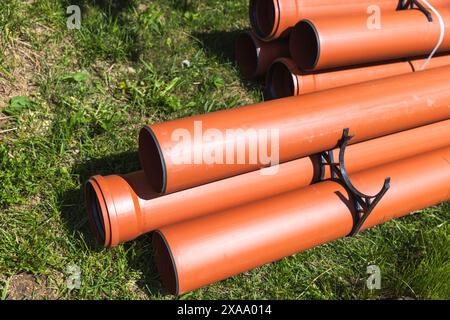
[291,20,320,71]
[138,127,166,193]
[153,231,178,295]
[235,33,258,78]
[85,183,106,243]
[267,61,296,99]
[250,0,276,39]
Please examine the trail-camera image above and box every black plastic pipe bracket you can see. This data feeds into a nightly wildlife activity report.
[318,128,391,236]
[397,0,433,22]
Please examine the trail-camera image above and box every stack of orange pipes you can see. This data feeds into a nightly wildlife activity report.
[88,120,450,248]
[266,54,450,99]
[85,1,450,295]
[235,0,450,98]
[153,146,450,295]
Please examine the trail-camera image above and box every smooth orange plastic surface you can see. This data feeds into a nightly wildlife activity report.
[290,9,450,71]
[235,31,289,79]
[266,57,410,98]
[87,120,450,247]
[139,66,450,194]
[249,0,403,41]
[154,146,450,295]
[267,55,450,98]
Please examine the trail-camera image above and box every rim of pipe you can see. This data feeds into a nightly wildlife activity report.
[266,58,299,99]
[139,126,167,194]
[290,20,320,71]
[153,231,179,295]
[235,32,261,79]
[85,178,111,247]
[249,0,280,40]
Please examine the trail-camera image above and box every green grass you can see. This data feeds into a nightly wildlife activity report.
[0,0,449,300]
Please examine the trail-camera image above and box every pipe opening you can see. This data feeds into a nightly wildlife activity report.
[235,33,259,79]
[267,60,296,99]
[138,126,167,193]
[250,0,276,39]
[85,182,106,243]
[290,20,320,71]
[153,231,179,295]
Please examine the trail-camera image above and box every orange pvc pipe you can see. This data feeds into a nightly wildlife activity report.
[139,66,450,194]
[235,31,289,79]
[153,146,450,295]
[267,55,450,98]
[249,0,404,41]
[409,54,450,70]
[87,120,450,247]
[290,9,450,71]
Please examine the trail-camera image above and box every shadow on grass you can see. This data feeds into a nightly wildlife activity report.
[192,30,265,93]
[192,30,240,64]
[59,150,165,296]
[58,0,144,61]
[60,0,136,17]
[165,0,193,12]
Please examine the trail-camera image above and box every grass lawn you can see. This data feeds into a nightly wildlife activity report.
[0,0,449,300]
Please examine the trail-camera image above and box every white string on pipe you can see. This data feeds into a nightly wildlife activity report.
[420,0,445,70]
